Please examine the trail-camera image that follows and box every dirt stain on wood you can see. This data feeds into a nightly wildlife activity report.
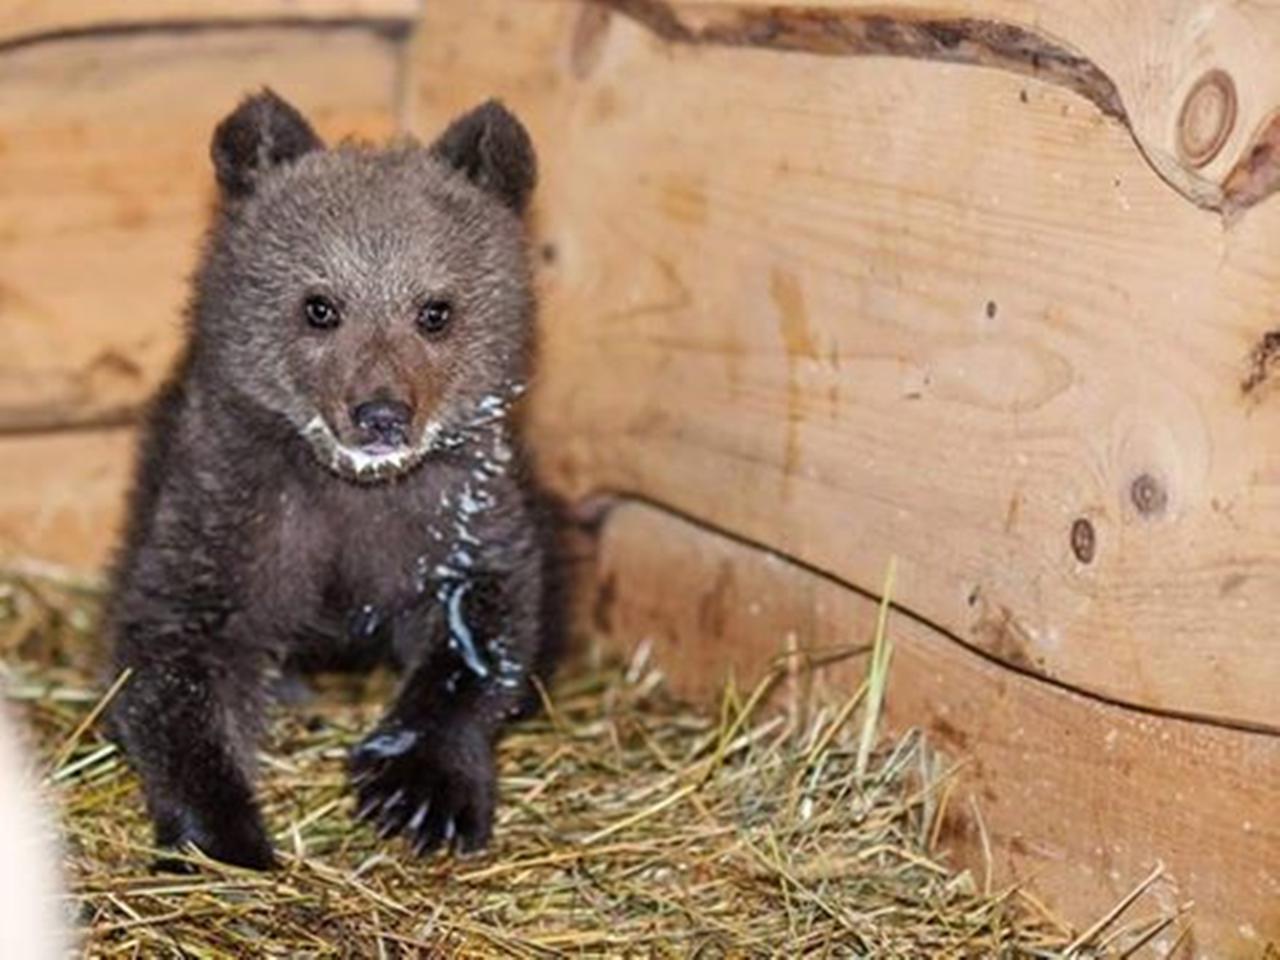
[723,321,745,397]
[1003,492,1021,534]
[970,599,1044,675]
[1219,572,1248,597]
[660,173,708,227]
[929,714,970,753]
[697,560,735,638]
[770,266,815,487]
[112,196,150,231]
[591,85,621,123]
[772,267,818,363]
[570,4,613,80]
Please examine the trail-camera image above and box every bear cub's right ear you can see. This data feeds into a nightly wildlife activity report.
[430,100,537,215]
[211,89,323,200]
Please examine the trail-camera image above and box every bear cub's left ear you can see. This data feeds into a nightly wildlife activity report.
[430,100,537,214]
[211,89,323,200]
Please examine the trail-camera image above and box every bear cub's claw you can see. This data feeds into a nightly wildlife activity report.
[350,721,495,857]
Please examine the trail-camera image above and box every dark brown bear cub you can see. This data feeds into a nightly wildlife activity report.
[102,90,555,870]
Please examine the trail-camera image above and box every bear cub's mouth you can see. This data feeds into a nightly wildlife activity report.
[301,415,442,484]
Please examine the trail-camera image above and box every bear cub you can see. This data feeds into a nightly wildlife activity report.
[102,90,556,870]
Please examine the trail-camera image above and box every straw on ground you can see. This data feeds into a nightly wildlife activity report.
[0,567,1184,958]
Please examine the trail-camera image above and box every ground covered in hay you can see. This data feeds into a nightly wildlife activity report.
[1,567,1181,958]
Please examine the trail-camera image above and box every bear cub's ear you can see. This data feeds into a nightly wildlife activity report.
[430,100,537,214]
[211,89,323,199]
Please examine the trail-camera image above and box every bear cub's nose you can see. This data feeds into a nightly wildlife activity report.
[351,399,412,447]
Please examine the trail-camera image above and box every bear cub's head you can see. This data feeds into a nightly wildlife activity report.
[192,90,537,484]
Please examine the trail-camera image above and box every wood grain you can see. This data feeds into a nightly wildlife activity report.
[602,0,1280,217]
[0,25,401,434]
[410,0,1280,730]
[1,0,418,46]
[592,499,1280,958]
[0,428,135,569]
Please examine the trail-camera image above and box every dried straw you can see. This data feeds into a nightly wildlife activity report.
[0,566,1183,958]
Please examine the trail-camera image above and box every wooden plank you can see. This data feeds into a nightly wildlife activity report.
[407,0,575,147]
[592,499,1280,958]
[411,0,1280,730]
[0,25,401,436]
[1,1,418,46]
[601,0,1280,217]
[0,428,135,570]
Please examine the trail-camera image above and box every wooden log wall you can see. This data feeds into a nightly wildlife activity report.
[406,1,1280,954]
[3,0,1278,953]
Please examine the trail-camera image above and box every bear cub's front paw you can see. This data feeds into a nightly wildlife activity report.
[350,721,496,856]
[154,801,277,873]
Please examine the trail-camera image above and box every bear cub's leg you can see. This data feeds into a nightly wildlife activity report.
[350,570,540,855]
[110,629,275,871]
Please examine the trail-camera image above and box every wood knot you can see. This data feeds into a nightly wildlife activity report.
[1130,473,1168,517]
[1177,69,1236,168]
[1242,328,1280,394]
[1070,518,1095,564]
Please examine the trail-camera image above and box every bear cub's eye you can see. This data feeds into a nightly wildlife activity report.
[304,295,340,330]
[417,299,453,337]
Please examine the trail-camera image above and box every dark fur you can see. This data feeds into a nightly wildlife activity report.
[102,90,556,869]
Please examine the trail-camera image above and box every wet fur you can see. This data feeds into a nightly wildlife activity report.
[103,92,558,869]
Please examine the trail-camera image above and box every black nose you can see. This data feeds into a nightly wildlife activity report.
[351,399,412,445]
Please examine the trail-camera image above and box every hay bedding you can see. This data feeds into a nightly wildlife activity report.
[0,566,1185,958]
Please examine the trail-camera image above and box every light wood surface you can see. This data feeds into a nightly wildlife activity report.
[0,25,401,434]
[0,428,134,568]
[593,499,1280,958]
[411,0,1280,731]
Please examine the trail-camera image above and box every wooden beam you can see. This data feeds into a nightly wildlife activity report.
[592,499,1280,957]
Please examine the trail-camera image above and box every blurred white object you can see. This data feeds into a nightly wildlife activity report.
[0,706,70,959]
